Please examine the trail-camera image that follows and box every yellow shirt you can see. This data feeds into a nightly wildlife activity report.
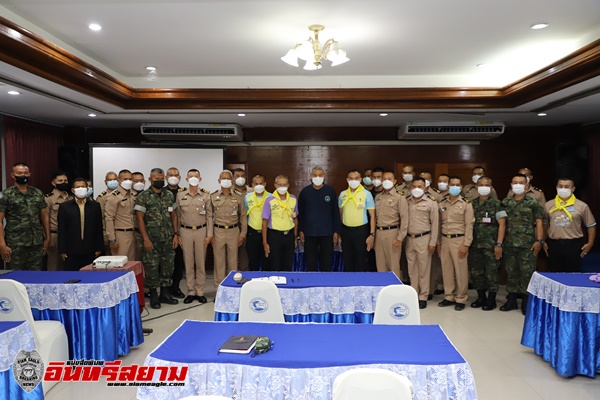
[245,191,273,231]
[262,192,298,232]
[338,186,375,227]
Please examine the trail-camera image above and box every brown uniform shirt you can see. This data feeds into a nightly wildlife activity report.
[177,188,214,237]
[210,189,248,238]
[45,189,73,232]
[104,188,136,241]
[96,189,115,240]
[544,198,596,239]
[439,196,475,246]
[233,186,253,197]
[407,195,439,246]
[462,184,498,201]
[425,187,444,203]
[507,186,546,206]
[375,189,409,242]
[395,182,411,197]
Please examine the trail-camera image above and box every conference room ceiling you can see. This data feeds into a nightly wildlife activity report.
[1,0,600,130]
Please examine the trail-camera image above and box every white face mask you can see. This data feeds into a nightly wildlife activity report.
[411,188,424,198]
[167,177,180,186]
[188,177,200,187]
[382,180,394,190]
[311,176,324,186]
[424,180,431,188]
[472,174,482,184]
[512,184,526,195]
[348,180,361,190]
[438,182,448,191]
[235,177,246,187]
[557,188,572,198]
[276,186,288,195]
[477,186,491,197]
[73,187,88,199]
[403,174,413,183]
[220,179,232,189]
[133,182,145,192]
[372,179,382,188]
[120,180,132,191]
[254,184,265,194]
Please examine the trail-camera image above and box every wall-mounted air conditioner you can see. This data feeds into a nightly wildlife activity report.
[141,123,243,141]
[398,122,505,140]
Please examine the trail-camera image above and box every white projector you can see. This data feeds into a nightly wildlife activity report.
[92,256,128,268]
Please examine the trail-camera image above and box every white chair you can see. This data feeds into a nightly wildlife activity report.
[238,280,285,322]
[332,368,413,400]
[0,279,69,394]
[373,284,421,325]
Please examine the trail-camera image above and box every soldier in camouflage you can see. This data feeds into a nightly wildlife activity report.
[0,163,50,270]
[469,177,506,311]
[500,174,545,314]
[134,168,180,309]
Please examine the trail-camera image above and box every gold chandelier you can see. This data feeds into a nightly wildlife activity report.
[281,24,349,70]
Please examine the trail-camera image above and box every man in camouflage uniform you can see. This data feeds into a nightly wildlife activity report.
[0,163,50,270]
[501,173,545,314]
[134,168,179,309]
[469,176,506,311]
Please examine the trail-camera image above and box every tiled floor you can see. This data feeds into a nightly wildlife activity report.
[45,278,598,400]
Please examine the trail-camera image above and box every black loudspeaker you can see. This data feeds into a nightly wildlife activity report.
[58,145,90,180]
[556,141,588,191]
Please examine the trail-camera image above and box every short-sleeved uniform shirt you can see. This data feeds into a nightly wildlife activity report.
[501,196,545,248]
[544,198,596,240]
[262,192,298,231]
[338,186,375,227]
[0,185,47,247]
[134,188,176,242]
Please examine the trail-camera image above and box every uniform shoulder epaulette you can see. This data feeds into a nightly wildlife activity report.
[431,187,441,193]
[396,189,404,195]
[178,187,186,192]
[45,192,53,197]
[465,198,470,203]
[111,189,121,196]
[201,188,209,193]
[211,190,219,195]
[533,186,542,192]
[428,195,437,201]
[98,191,107,197]
[233,188,243,196]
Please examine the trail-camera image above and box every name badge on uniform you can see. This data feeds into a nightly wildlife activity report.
[482,217,492,224]
[231,209,238,216]
[566,206,575,212]
[199,209,206,215]
[439,207,446,212]
[168,207,173,212]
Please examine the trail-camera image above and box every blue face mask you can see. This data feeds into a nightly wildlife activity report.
[449,186,461,196]
[106,180,118,190]
[362,177,372,186]
[86,188,93,197]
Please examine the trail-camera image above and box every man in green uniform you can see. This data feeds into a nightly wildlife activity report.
[501,173,545,314]
[0,162,50,270]
[469,176,506,311]
[134,167,180,309]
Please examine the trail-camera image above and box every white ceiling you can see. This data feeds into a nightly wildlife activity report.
[1,0,600,129]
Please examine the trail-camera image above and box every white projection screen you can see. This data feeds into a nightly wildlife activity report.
[90,145,225,193]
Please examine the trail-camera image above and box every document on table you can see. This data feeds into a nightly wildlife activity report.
[251,276,287,285]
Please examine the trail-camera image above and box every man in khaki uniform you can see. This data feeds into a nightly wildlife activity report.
[233,168,253,271]
[96,171,119,253]
[132,171,146,261]
[438,176,474,311]
[406,177,439,309]
[177,169,213,304]
[45,170,72,270]
[210,170,247,286]
[462,166,498,201]
[506,168,546,206]
[420,171,444,203]
[396,164,415,198]
[430,173,450,297]
[104,169,136,261]
[374,171,408,278]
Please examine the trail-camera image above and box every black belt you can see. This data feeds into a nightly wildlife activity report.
[214,223,238,230]
[248,226,262,233]
[442,233,465,238]
[180,223,207,230]
[50,230,57,234]
[115,228,135,232]
[377,225,400,231]
[268,228,293,235]
[407,231,431,238]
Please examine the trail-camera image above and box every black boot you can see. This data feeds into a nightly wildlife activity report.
[149,288,161,309]
[521,294,528,315]
[159,286,179,305]
[471,290,487,308]
[500,293,518,311]
[482,292,497,311]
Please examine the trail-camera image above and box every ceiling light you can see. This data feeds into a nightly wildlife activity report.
[88,113,97,117]
[238,113,246,117]
[88,23,102,31]
[7,90,20,95]
[145,66,157,71]
[281,25,349,70]
[380,113,388,117]
[530,23,549,30]
[537,113,547,117]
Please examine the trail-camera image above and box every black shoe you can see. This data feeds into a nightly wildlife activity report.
[471,290,487,308]
[500,293,518,312]
[438,299,456,307]
[171,287,185,299]
[149,288,161,309]
[521,294,529,315]
[419,300,427,309]
[433,289,444,295]
[159,287,179,305]
[455,303,466,311]
[183,295,195,304]
[144,291,151,298]
[482,292,497,311]
[427,294,433,300]
[196,296,208,304]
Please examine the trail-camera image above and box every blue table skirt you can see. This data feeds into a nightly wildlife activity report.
[31,293,143,361]
[0,366,44,400]
[521,295,600,377]
[214,311,374,324]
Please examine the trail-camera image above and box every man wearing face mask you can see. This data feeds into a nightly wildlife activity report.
[297,166,341,272]
[177,169,213,304]
[131,172,146,261]
[165,167,186,299]
[0,163,50,270]
[244,174,272,271]
[362,168,374,192]
[430,173,451,297]
[339,169,376,272]
[57,178,104,271]
[544,178,596,273]
[396,164,415,198]
[262,175,299,271]
[366,167,385,271]
[232,168,252,271]
[96,171,119,253]
[374,171,408,278]
[210,170,247,286]
[104,169,136,262]
[135,168,180,309]
[500,174,545,314]
[419,171,444,203]
[86,180,94,199]
[461,166,498,201]
[45,170,73,271]
[506,168,546,206]
[406,177,439,308]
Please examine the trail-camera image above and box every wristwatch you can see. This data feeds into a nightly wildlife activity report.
[536,239,544,244]
[174,231,180,236]
[496,242,502,247]
[109,239,116,244]
[370,233,375,237]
